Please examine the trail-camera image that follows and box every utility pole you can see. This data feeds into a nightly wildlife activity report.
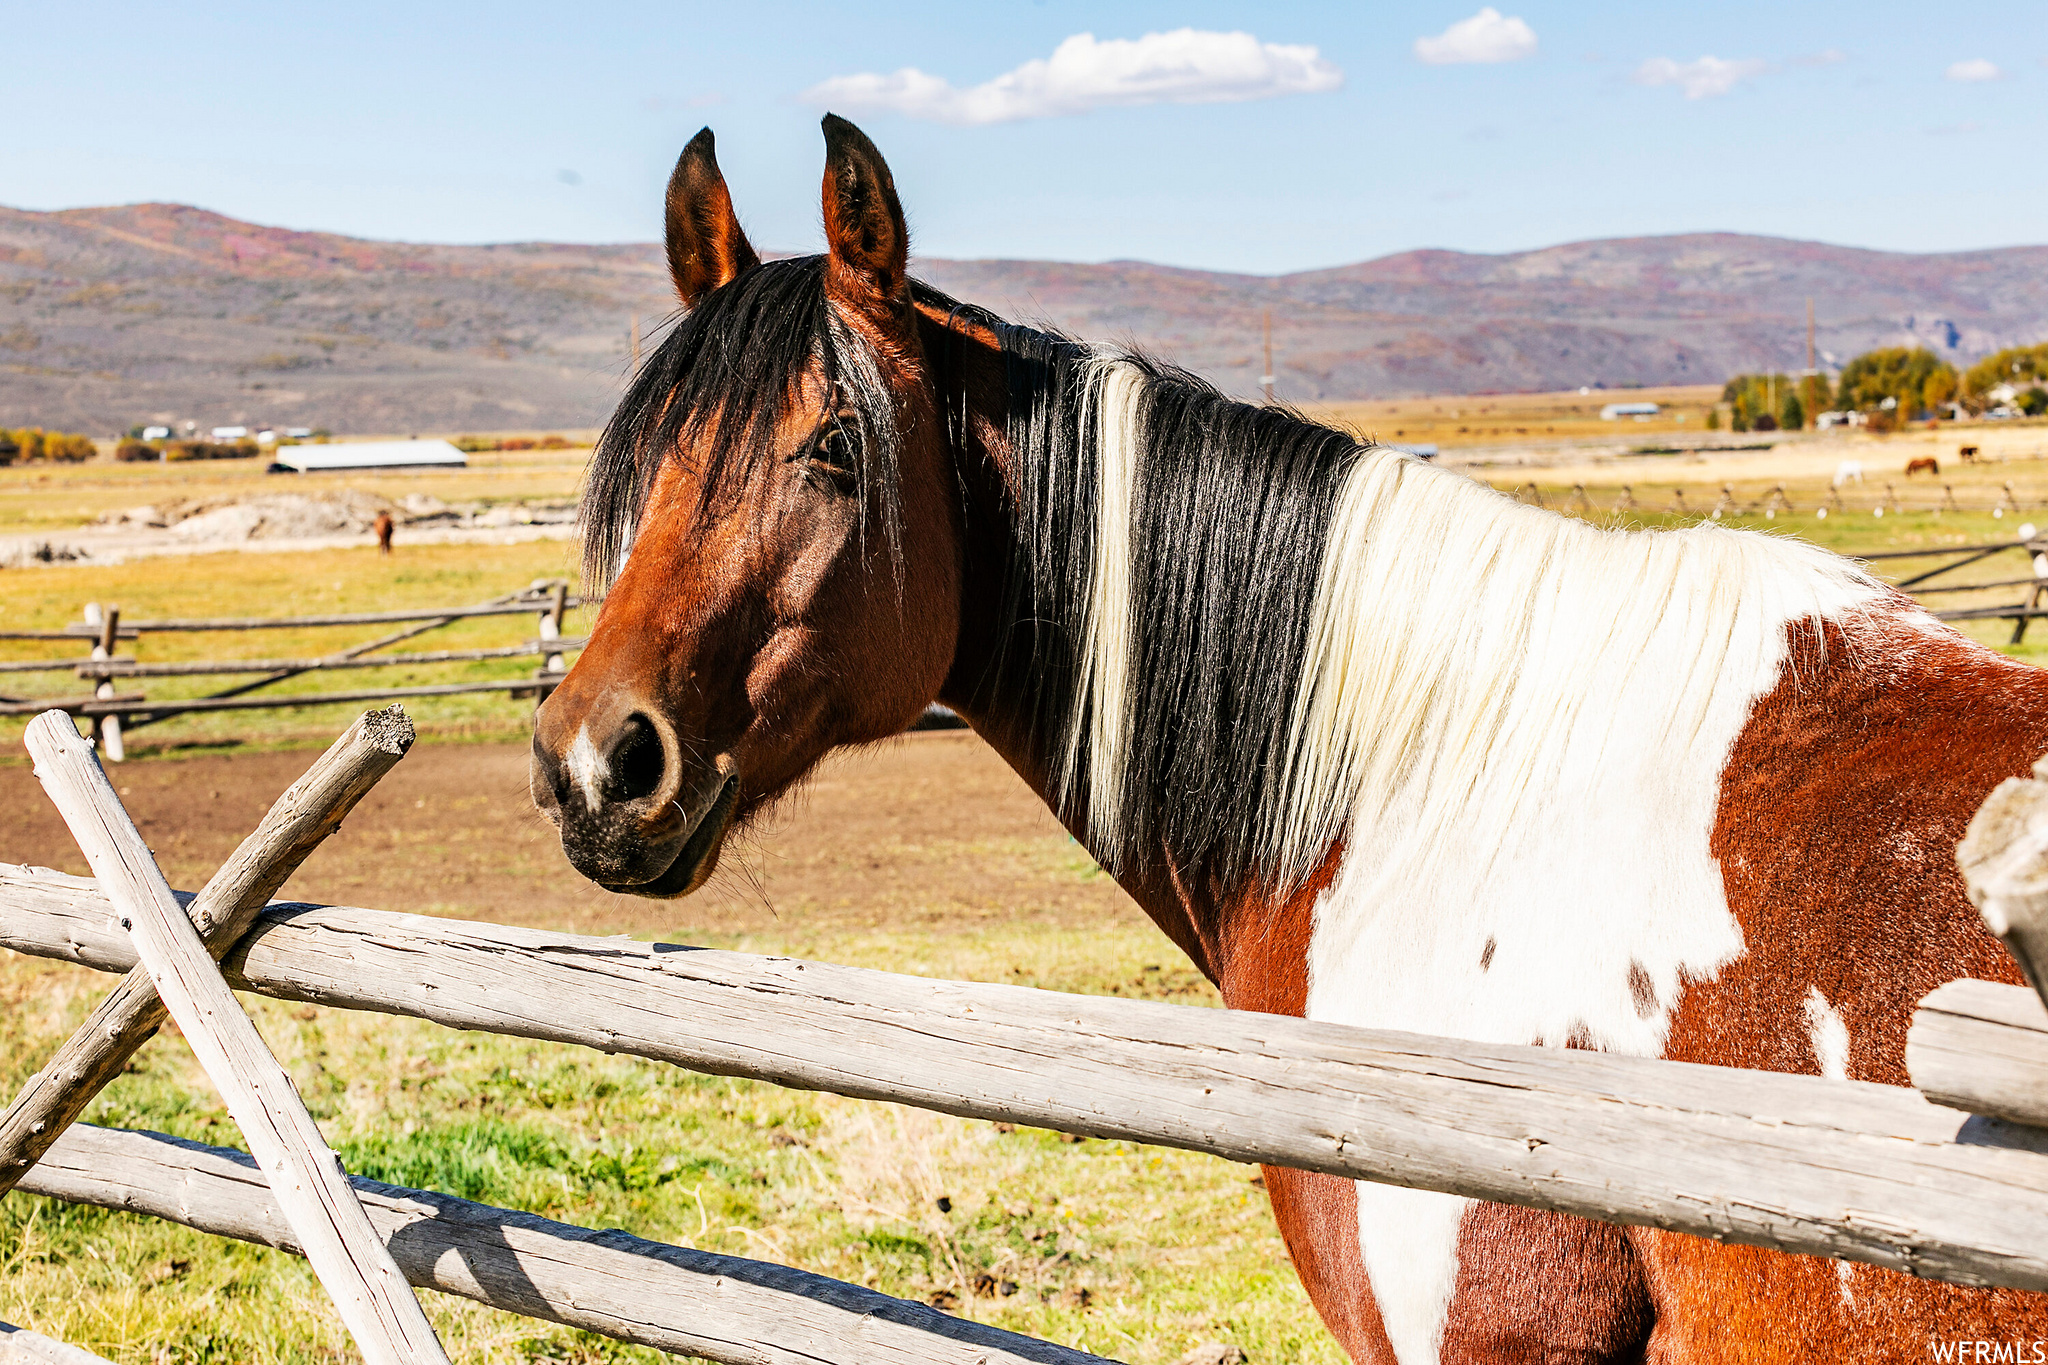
[1806,297,1816,374]
[1261,310,1275,405]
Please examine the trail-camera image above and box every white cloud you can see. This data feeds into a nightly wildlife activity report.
[1946,58,2002,82]
[1792,48,1847,68]
[802,29,1342,126]
[1633,55,1768,99]
[1413,8,1537,65]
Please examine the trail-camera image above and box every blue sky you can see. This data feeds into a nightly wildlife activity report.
[5,2,2044,273]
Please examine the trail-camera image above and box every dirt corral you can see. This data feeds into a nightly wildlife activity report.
[2,728,1170,980]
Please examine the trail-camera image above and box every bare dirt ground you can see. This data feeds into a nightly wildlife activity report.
[2,728,1149,950]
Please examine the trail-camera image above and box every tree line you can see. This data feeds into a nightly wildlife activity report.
[1721,343,2048,432]
[0,428,97,464]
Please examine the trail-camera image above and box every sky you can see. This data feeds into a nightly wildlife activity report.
[5,1,2046,274]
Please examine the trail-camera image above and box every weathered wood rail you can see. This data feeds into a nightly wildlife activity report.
[18,1124,1107,1365]
[7,865,2048,1291]
[0,584,583,754]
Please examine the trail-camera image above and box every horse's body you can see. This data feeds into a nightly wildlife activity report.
[531,119,2048,1362]
[1906,456,1941,477]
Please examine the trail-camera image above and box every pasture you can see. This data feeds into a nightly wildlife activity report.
[6,418,2048,1362]
[0,733,1330,1364]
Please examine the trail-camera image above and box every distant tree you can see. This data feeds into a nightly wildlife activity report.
[1721,373,1798,431]
[2023,387,2048,418]
[1923,367,1959,412]
[1779,391,1805,431]
[1837,347,1956,419]
[1798,372,1833,424]
[1963,344,2048,409]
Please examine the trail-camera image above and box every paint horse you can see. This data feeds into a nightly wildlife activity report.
[531,117,2048,1363]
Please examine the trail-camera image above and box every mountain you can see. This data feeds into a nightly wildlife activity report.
[4,202,2045,434]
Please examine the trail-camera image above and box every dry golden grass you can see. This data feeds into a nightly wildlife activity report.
[1307,384,1722,448]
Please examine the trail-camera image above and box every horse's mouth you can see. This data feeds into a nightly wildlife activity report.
[602,768,740,899]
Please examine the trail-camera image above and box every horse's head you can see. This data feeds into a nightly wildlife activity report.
[531,117,962,896]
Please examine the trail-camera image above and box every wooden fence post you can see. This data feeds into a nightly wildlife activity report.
[0,707,414,1198]
[21,712,448,1365]
[536,580,568,706]
[80,605,123,763]
[1958,753,2048,1012]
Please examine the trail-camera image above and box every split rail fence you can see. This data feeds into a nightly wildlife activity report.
[0,581,583,762]
[8,709,2048,1360]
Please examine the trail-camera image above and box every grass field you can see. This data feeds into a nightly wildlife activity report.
[8,426,2048,1362]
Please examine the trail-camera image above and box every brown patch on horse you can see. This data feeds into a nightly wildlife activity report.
[665,127,760,306]
[1440,1204,1651,1364]
[1648,609,2048,1353]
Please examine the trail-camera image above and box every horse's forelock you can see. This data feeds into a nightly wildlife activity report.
[583,255,917,594]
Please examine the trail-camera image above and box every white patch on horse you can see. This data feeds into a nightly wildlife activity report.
[1290,448,1885,1363]
[1355,1183,1466,1364]
[565,724,608,813]
[1064,356,1147,848]
[1804,986,1850,1081]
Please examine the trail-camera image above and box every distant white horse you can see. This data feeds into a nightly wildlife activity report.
[1833,460,1865,488]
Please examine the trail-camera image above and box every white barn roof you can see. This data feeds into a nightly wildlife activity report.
[274,439,467,471]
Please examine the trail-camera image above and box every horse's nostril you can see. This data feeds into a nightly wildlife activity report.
[612,715,667,803]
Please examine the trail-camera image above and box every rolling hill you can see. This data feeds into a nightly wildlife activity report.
[3,202,2044,434]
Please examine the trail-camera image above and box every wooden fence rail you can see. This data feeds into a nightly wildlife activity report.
[0,584,583,754]
[19,1123,1107,1365]
[7,865,2048,1291]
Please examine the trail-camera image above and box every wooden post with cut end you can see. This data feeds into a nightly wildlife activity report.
[0,706,415,1198]
[1957,753,2048,1014]
[20,711,447,1365]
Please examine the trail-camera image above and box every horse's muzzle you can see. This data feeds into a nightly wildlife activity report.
[531,704,741,898]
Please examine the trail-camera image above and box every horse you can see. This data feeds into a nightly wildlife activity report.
[531,117,2048,1364]
[1833,459,1865,487]
[1906,456,1941,478]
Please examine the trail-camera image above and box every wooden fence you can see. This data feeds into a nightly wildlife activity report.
[8,708,2048,1360]
[0,582,582,761]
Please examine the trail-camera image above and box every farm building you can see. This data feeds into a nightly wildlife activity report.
[1600,401,1661,420]
[270,439,467,472]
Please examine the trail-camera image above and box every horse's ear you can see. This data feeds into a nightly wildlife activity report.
[819,114,910,321]
[665,127,759,308]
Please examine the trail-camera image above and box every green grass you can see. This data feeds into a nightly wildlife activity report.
[0,932,1330,1365]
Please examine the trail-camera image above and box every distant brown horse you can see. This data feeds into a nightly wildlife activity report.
[373,509,394,555]
[1906,456,1941,477]
[531,117,2048,1364]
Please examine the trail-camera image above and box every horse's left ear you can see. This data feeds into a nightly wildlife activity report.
[820,114,910,322]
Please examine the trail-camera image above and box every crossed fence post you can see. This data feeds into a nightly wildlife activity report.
[3,707,448,1364]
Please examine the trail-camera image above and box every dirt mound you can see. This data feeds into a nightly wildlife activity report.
[95,489,398,542]
[88,491,576,547]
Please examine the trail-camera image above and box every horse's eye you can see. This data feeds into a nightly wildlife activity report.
[806,422,861,492]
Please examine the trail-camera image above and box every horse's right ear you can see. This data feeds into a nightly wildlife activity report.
[664,127,760,308]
